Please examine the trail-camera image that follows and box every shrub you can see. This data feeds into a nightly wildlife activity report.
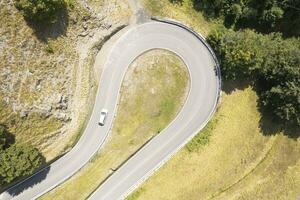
[0,145,45,185]
[15,0,66,23]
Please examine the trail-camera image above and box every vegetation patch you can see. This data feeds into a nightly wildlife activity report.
[0,125,45,188]
[186,118,217,152]
[14,0,67,24]
[208,28,300,127]
[40,49,189,200]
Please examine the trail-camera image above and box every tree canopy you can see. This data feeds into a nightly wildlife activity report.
[14,0,67,23]
[192,0,300,36]
[0,125,44,186]
[207,28,300,126]
[0,145,45,185]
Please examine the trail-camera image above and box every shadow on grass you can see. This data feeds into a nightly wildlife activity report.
[257,104,300,140]
[24,7,69,42]
[222,80,251,95]
[222,81,300,139]
[0,124,15,149]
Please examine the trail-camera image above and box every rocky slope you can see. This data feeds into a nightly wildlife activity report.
[0,0,131,161]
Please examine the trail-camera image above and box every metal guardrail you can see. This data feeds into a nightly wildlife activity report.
[151,17,222,103]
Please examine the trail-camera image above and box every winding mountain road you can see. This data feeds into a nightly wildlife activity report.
[0,20,220,200]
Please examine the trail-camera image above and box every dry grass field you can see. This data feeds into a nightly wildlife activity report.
[127,86,300,200]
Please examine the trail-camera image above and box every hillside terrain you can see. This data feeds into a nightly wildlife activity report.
[0,0,130,162]
[0,0,299,198]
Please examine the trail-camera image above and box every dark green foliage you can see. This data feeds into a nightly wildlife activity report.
[14,0,66,23]
[0,125,44,186]
[189,0,300,36]
[0,126,7,151]
[207,28,300,126]
[259,37,300,125]
[207,28,264,80]
[0,125,14,151]
[0,145,45,185]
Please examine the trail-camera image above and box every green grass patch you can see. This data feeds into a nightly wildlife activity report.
[186,118,217,152]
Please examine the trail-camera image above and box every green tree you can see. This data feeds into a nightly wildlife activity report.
[14,0,66,23]
[207,28,264,80]
[207,28,300,126]
[191,0,300,36]
[0,145,45,185]
[259,37,300,125]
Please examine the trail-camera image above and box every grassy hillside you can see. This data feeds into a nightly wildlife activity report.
[0,0,130,162]
[127,86,300,200]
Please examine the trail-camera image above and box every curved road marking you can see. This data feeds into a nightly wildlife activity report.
[0,20,220,200]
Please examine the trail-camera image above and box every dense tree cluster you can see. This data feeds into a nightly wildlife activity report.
[0,125,44,186]
[190,0,300,36]
[207,28,300,126]
[14,0,66,23]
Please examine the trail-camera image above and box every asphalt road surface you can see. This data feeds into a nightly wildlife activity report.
[0,20,220,200]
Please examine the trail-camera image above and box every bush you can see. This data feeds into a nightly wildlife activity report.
[207,28,300,126]
[207,28,264,80]
[0,145,45,185]
[15,0,66,23]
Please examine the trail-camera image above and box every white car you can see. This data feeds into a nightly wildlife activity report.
[99,109,108,126]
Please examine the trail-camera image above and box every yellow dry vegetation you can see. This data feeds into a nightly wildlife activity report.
[127,86,300,200]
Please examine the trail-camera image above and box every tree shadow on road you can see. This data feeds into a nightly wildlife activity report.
[4,166,50,197]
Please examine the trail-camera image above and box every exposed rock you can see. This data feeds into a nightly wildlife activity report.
[55,112,71,122]
[39,105,52,118]
[20,110,29,118]
[79,31,89,37]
